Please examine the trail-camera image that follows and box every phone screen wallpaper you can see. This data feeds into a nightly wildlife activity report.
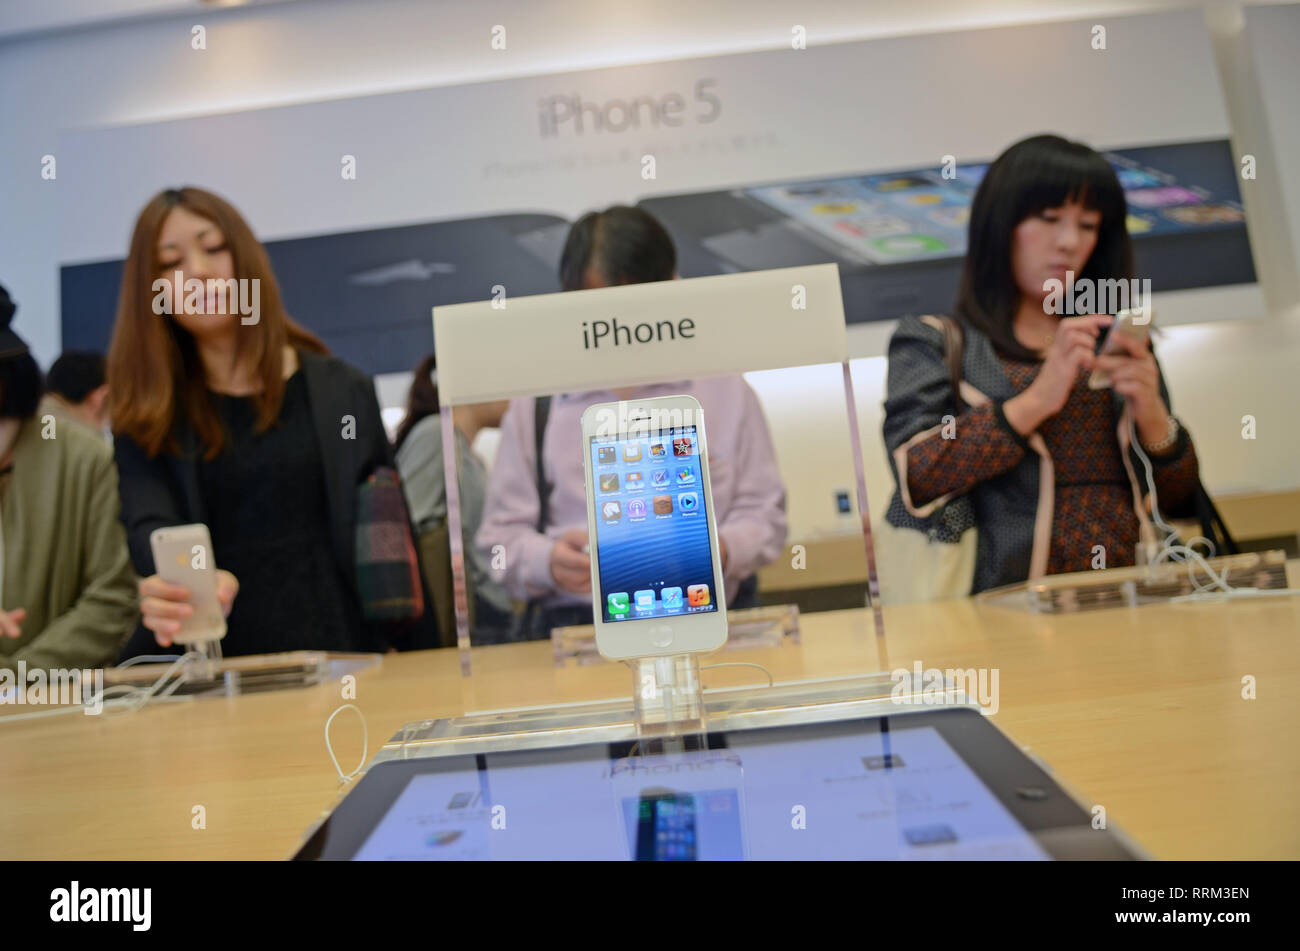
[744,145,1246,266]
[589,426,719,623]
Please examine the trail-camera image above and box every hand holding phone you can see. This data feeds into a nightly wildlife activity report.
[1088,308,1152,389]
[1088,310,1170,439]
[145,524,232,645]
[1004,315,1112,435]
[550,528,592,594]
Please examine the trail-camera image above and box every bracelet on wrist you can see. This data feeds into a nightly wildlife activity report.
[1140,416,1180,454]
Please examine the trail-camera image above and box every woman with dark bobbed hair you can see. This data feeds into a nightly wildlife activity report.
[882,134,1203,596]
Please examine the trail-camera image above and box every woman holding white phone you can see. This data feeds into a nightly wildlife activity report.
[109,187,435,657]
[881,135,1206,596]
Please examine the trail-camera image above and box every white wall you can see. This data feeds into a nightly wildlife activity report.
[1240,2,1300,306]
[2,0,1297,542]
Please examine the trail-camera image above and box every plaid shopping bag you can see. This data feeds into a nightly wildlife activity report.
[355,466,425,621]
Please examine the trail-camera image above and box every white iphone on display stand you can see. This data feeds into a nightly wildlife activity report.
[581,393,728,660]
[148,523,227,644]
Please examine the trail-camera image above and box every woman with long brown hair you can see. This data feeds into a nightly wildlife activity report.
[109,186,434,657]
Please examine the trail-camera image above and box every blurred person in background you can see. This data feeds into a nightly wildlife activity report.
[109,187,436,659]
[394,353,514,644]
[477,205,787,639]
[0,285,138,670]
[882,134,1203,595]
[41,349,111,439]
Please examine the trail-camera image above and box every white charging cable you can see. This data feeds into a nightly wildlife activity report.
[1130,416,1298,602]
[324,703,368,783]
[0,650,202,724]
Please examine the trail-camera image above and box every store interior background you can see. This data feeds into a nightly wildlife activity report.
[3,0,1298,597]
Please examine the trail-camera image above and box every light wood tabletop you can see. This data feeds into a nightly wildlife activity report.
[2,570,1297,861]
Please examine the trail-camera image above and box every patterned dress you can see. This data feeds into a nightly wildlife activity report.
[904,357,1200,574]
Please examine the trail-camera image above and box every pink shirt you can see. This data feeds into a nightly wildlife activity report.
[476,376,788,608]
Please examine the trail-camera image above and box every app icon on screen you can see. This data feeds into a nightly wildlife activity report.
[653,495,673,515]
[785,184,847,199]
[687,584,711,607]
[426,830,464,847]
[608,592,629,616]
[1126,186,1203,209]
[1126,213,1154,234]
[812,202,858,215]
[1163,203,1244,225]
[661,587,683,610]
[858,214,911,237]
[600,473,619,493]
[1115,167,1163,189]
[863,754,905,770]
[678,492,699,513]
[866,174,931,192]
[626,498,647,518]
[650,442,667,457]
[900,191,944,207]
[651,469,669,487]
[903,823,958,847]
[870,234,949,257]
[625,471,643,486]
[601,500,622,522]
[676,468,695,485]
[623,443,642,462]
[598,446,616,465]
[634,590,655,611]
[673,437,694,456]
[927,206,969,229]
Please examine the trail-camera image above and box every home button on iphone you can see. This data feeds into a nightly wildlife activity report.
[649,626,673,648]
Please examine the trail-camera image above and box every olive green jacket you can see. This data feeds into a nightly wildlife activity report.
[0,413,138,670]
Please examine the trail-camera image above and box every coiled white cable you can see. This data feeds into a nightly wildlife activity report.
[0,650,202,724]
[1130,416,1298,602]
[324,703,368,783]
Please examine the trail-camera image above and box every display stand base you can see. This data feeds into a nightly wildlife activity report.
[375,670,979,765]
[632,654,705,738]
[977,549,1291,613]
[552,604,800,667]
[103,650,380,697]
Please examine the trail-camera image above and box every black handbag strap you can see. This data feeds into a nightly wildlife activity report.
[533,395,552,533]
[935,314,967,413]
[1195,483,1240,555]
[511,395,554,642]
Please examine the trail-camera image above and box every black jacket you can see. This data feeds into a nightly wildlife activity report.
[114,349,439,657]
[882,315,1198,594]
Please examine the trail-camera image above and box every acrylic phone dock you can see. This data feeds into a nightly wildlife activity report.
[416,265,896,762]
